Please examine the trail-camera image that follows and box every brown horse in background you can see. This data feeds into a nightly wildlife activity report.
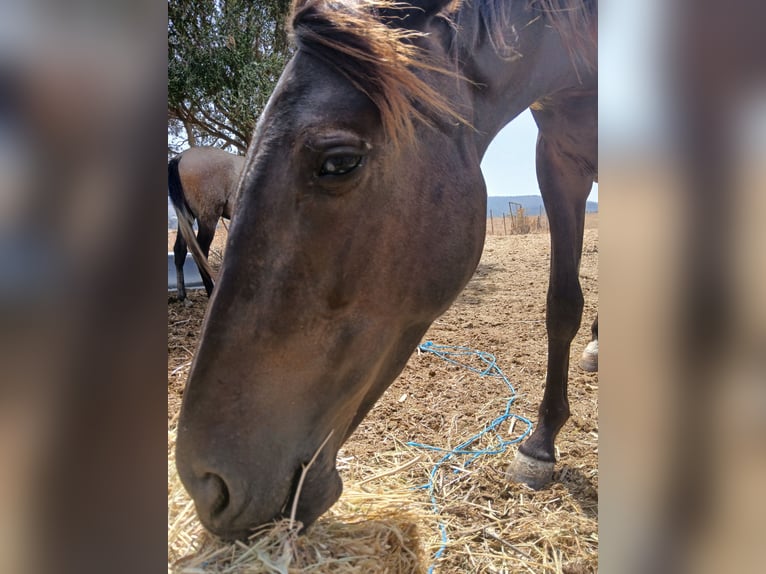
[168,146,245,300]
[176,0,597,540]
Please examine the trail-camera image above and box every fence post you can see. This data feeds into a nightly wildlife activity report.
[489,209,494,235]
[502,214,507,235]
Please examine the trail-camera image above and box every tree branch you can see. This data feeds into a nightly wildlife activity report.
[197,106,248,148]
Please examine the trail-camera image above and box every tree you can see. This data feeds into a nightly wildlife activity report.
[168,0,292,155]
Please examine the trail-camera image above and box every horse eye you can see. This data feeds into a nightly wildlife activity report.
[319,155,362,176]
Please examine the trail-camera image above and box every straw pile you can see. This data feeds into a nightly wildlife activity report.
[169,419,438,573]
[168,230,599,573]
[168,355,597,573]
[169,406,596,573]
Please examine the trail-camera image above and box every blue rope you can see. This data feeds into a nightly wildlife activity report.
[408,341,533,573]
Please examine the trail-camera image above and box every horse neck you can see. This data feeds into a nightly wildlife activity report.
[455,1,594,158]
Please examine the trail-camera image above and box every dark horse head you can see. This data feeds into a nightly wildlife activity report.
[176,0,596,539]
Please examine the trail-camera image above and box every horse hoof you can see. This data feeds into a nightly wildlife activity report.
[507,451,554,490]
[579,340,598,372]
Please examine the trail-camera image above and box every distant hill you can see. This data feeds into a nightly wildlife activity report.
[486,195,598,217]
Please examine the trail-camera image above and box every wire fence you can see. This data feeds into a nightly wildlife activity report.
[487,205,549,235]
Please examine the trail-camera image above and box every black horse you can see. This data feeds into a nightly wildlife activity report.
[176,0,597,540]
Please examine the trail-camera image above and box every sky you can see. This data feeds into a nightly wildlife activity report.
[480,109,599,202]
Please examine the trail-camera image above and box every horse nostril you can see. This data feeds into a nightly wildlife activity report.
[200,472,230,518]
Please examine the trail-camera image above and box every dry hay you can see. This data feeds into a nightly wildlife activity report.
[168,230,599,573]
[168,361,597,573]
[168,399,596,573]
[169,421,436,573]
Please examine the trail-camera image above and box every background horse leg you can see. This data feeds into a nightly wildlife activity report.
[509,115,594,489]
[579,314,598,372]
[173,230,188,302]
[196,219,217,297]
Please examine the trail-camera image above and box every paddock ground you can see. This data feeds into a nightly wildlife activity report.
[168,217,598,573]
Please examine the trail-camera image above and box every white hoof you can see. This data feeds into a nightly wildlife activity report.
[579,340,598,372]
[507,451,554,490]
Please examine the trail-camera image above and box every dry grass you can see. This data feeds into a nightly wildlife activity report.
[169,415,597,574]
[168,228,599,573]
[486,211,598,236]
[169,421,437,573]
[168,348,598,574]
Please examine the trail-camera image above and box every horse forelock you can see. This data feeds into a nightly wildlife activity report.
[288,0,596,145]
[289,0,467,147]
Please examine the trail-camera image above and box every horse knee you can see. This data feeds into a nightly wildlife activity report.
[546,292,584,341]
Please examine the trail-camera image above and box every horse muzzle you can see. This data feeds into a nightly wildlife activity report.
[178,449,343,541]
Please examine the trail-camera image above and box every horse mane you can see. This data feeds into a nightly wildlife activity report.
[530,0,596,73]
[290,0,596,144]
[472,0,595,71]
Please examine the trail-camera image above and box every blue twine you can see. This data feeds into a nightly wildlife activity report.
[408,341,533,573]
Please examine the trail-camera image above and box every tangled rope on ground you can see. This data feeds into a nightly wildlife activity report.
[408,341,533,573]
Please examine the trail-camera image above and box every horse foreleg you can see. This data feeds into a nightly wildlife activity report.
[509,130,592,489]
[173,231,188,302]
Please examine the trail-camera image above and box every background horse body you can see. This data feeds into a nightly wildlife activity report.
[176,0,597,540]
[168,146,245,300]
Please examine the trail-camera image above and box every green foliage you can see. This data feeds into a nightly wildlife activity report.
[168,0,292,154]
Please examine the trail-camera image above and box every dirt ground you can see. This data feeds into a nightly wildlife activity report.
[168,215,598,572]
